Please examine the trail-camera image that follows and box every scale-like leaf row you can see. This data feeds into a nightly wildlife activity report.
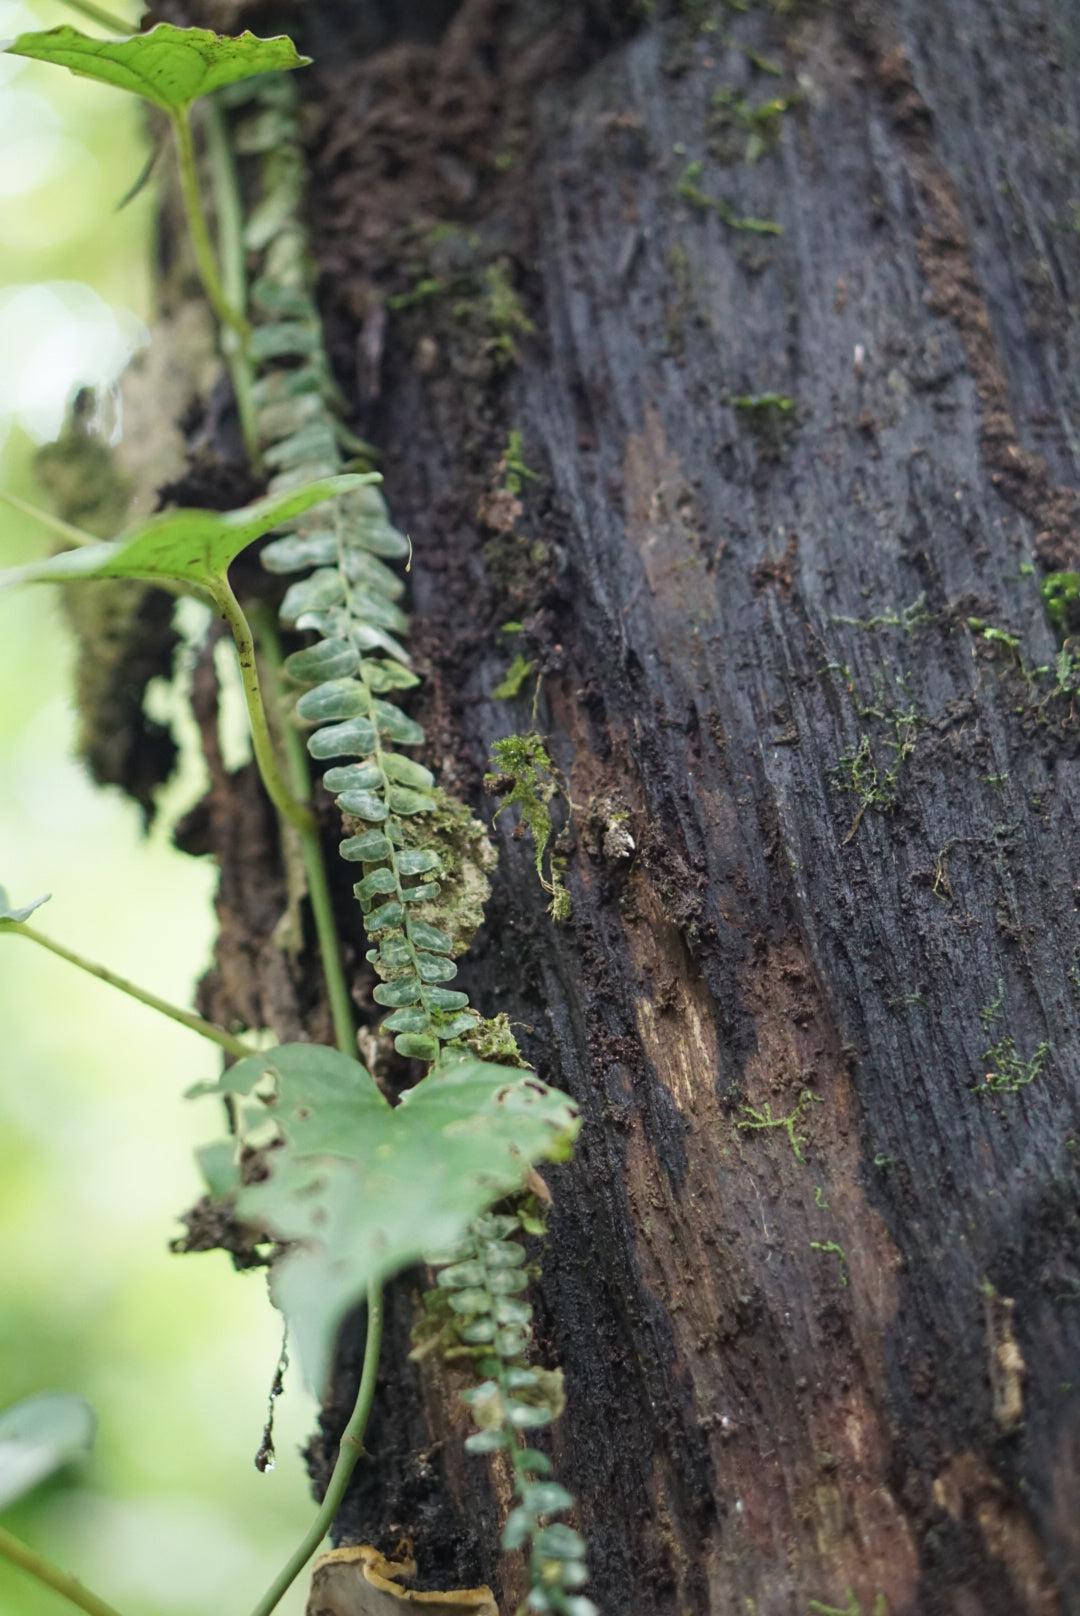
[220,73,592,1614]
[242,76,477,1059]
[426,1217,595,1615]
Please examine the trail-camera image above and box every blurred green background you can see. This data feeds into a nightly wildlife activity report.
[1,5,318,1612]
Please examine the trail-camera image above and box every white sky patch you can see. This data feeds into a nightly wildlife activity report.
[0,279,148,444]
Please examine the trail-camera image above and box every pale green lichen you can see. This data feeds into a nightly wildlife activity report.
[397,788,498,957]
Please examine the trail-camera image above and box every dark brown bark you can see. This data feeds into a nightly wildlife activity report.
[125,1,1080,1612]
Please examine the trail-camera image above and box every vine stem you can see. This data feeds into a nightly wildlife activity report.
[7,923,256,1058]
[251,604,356,1055]
[246,1281,383,1616]
[203,97,262,468]
[56,0,133,32]
[216,85,376,1616]
[169,108,250,342]
[0,488,99,548]
[215,583,316,837]
[0,1524,127,1616]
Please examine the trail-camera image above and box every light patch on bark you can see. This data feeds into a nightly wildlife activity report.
[982,1284,1026,1434]
[932,1455,1061,1616]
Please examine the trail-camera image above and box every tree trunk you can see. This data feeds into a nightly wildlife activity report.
[112,0,1080,1611]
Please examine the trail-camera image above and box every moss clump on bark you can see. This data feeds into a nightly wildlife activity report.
[397,788,498,957]
[36,417,178,808]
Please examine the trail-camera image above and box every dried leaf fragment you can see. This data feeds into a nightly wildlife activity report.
[306,1546,498,1616]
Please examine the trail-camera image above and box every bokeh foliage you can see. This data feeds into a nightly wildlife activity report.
[0,4,316,1611]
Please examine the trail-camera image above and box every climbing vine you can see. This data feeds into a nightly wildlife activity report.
[0,14,593,1616]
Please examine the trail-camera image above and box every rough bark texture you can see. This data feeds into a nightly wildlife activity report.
[129,0,1080,1611]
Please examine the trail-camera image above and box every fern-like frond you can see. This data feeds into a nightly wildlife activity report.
[238,74,479,1061]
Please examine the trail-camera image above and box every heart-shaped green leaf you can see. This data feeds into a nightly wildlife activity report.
[195,1046,580,1392]
[0,887,50,927]
[0,1393,96,1512]
[0,475,372,600]
[4,25,310,114]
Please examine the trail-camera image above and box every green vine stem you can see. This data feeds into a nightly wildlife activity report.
[215,582,316,835]
[203,96,261,468]
[0,488,100,548]
[246,1280,383,1616]
[170,107,249,342]
[252,603,356,1055]
[6,922,256,1058]
[0,1524,127,1616]
[56,0,132,33]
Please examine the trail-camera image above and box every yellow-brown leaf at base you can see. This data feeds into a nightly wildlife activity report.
[305,1545,498,1616]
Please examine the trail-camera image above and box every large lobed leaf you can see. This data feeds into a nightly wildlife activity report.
[0,475,372,601]
[0,1393,96,1512]
[194,1045,580,1392]
[3,25,309,114]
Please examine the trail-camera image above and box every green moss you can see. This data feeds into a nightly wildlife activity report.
[830,706,918,840]
[967,617,1024,665]
[34,421,173,797]
[676,160,783,233]
[1042,571,1080,636]
[456,1012,527,1067]
[485,732,571,921]
[481,528,551,612]
[493,652,535,701]
[501,430,538,496]
[979,981,1005,1027]
[830,593,933,632]
[809,1240,848,1287]
[745,47,782,74]
[664,243,695,352]
[731,392,795,413]
[808,1594,861,1616]
[735,1088,821,1162]
[454,259,535,365]
[978,1035,1049,1095]
[35,425,132,537]
[709,87,793,164]
[387,275,453,311]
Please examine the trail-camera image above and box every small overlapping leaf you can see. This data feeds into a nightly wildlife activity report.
[0,1393,96,1512]
[4,25,309,114]
[194,1044,580,1391]
[0,475,371,600]
[0,887,49,928]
